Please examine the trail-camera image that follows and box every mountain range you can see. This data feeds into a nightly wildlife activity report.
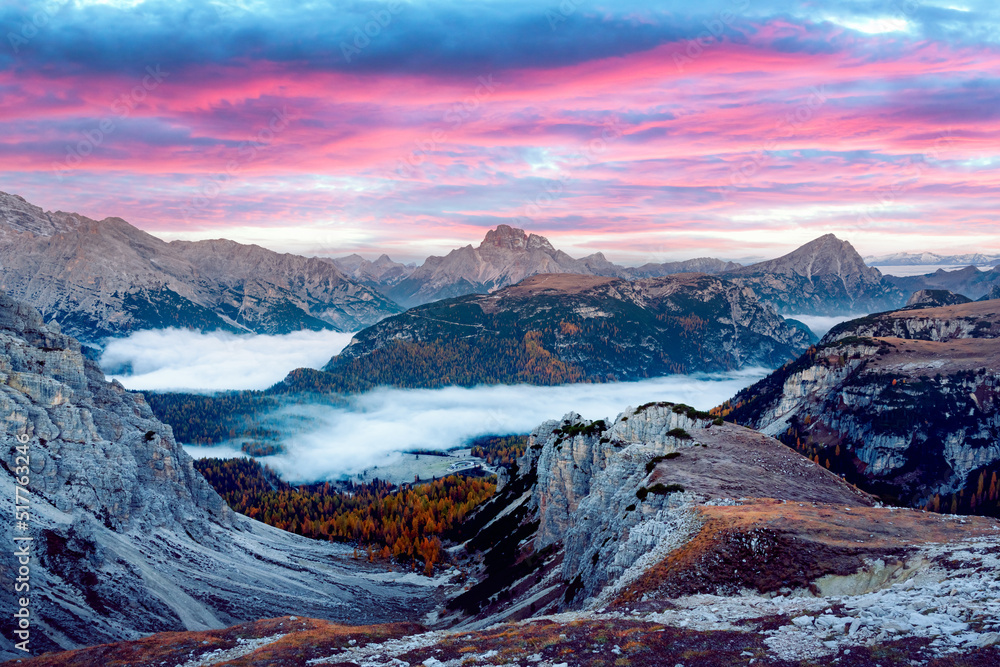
[0,192,401,347]
[866,251,1000,267]
[721,234,906,315]
[1,192,919,353]
[330,224,743,308]
[883,264,1000,301]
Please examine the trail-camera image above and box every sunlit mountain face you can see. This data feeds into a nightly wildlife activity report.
[2,0,999,263]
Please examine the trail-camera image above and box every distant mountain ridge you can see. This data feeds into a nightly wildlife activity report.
[866,251,1000,266]
[0,192,402,346]
[883,264,1000,301]
[331,224,742,308]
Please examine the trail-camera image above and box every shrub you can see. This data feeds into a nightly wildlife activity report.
[667,428,692,440]
[648,483,685,495]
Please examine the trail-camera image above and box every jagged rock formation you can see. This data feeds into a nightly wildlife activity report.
[435,404,1000,663]
[887,264,1000,301]
[0,192,401,346]
[366,225,740,307]
[905,289,972,309]
[0,292,430,659]
[725,300,1000,508]
[278,273,812,392]
[722,234,906,315]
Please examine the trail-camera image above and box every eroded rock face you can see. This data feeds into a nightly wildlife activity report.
[0,292,431,659]
[447,404,875,629]
[728,300,1000,507]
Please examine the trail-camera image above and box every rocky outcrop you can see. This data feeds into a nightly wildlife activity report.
[727,300,1000,509]
[904,289,972,309]
[723,234,906,315]
[0,192,401,346]
[0,292,430,659]
[12,384,1000,666]
[437,399,1000,664]
[443,404,877,627]
[285,273,813,392]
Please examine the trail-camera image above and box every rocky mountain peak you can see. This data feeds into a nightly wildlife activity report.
[480,224,530,250]
[738,233,878,282]
[526,232,556,252]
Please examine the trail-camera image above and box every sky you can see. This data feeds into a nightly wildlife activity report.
[2,0,998,263]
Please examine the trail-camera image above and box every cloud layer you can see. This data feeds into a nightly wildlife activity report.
[4,1,1000,261]
[101,328,354,391]
[253,371,766,482]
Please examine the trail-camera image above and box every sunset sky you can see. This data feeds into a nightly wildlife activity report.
[2,0,998,263]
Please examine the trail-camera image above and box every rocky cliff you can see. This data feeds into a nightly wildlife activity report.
[0,192,401,346]
[435,402,1000,664]
[0,292,430,659]
[277,272,812,393]
[723,234,906,315]
[726,300,1000,510]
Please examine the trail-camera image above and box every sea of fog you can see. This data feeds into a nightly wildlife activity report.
[101,328,356,391]
[103,329,774,483]
[188,370,770,483]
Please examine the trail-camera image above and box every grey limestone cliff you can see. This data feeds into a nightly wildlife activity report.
[0,291,430,659]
